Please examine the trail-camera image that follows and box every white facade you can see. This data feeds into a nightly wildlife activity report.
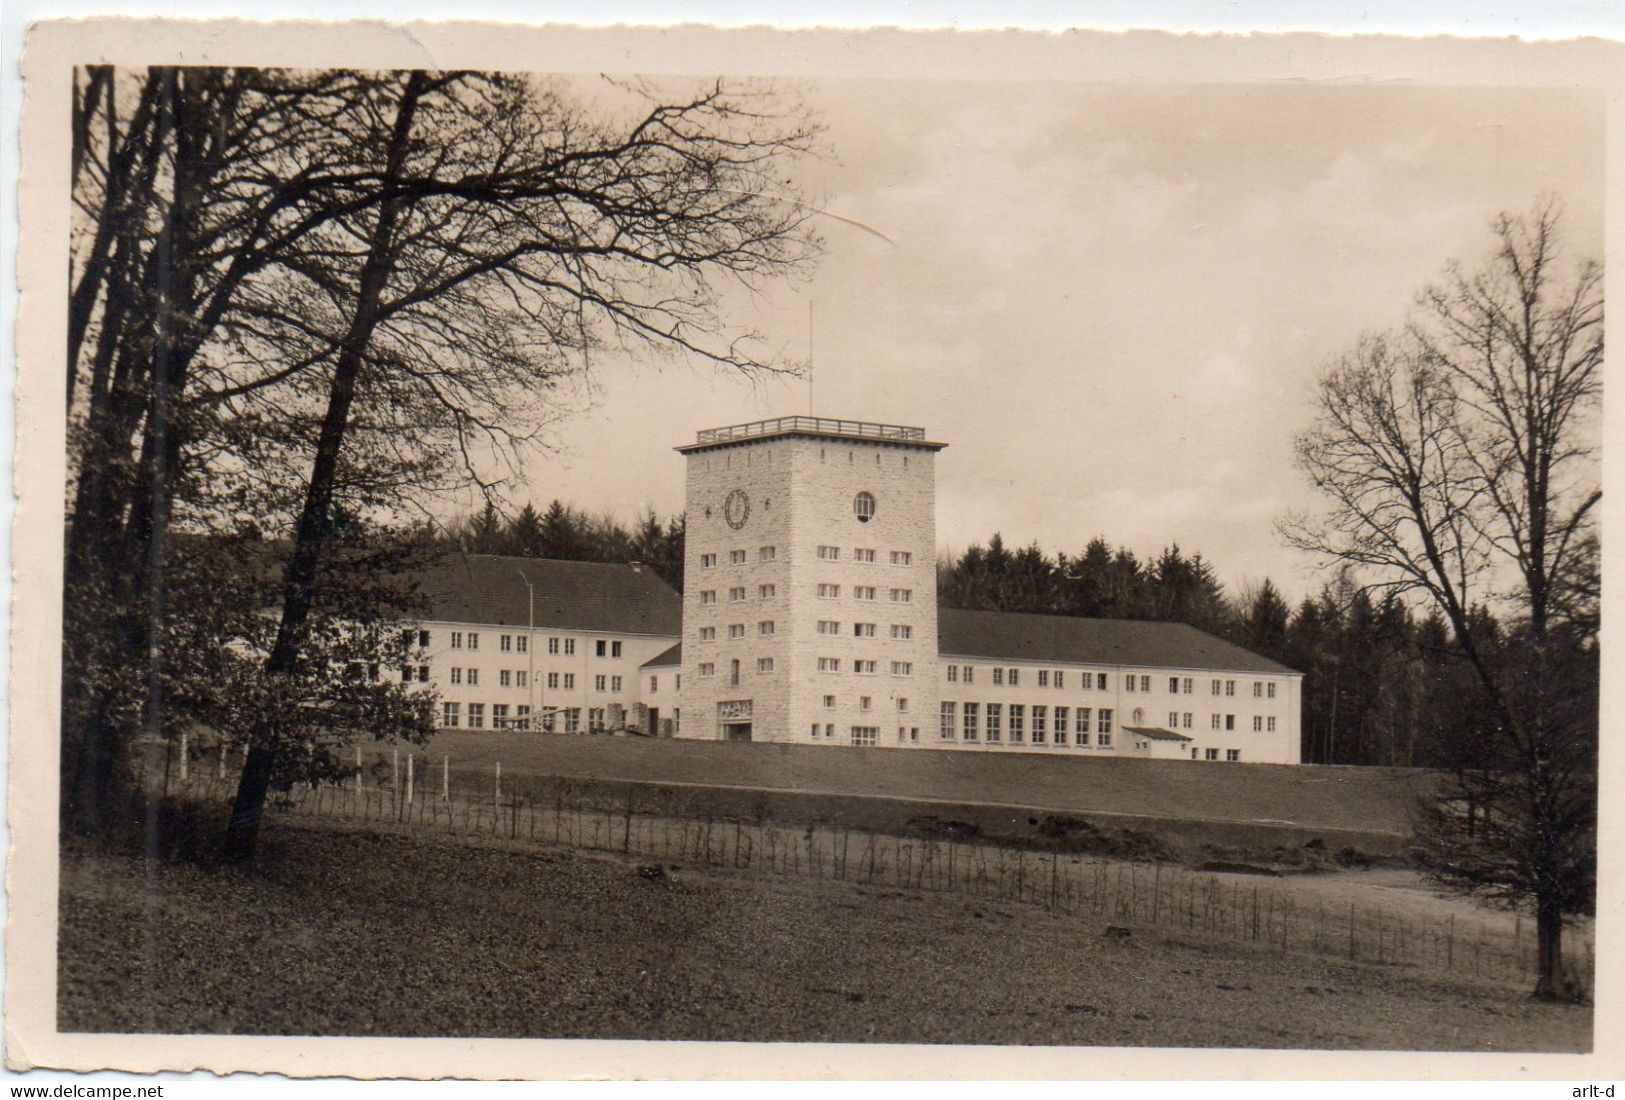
[934,657,1302,764]
[665,416,1303,764]
[414,621,673,734]
[675,419,944,745]
[414,417,1304,765]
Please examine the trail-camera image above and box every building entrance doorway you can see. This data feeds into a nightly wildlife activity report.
[723,722,753,742]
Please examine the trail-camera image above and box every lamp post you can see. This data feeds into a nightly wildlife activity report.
[516,568,535,732]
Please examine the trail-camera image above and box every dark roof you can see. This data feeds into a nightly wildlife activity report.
[1123,725,1195,743]
[642,642,682,668]
[938,607,1300,675]
[418,555,681,637]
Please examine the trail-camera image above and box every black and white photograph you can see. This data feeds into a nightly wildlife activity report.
[7,18,1621,1081]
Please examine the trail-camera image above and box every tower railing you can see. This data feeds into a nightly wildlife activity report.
[693,416,926,444]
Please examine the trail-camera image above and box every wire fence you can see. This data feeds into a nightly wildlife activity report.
[156,744,1591,992]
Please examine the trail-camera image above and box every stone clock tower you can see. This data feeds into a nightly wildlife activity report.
[675,417,947,745]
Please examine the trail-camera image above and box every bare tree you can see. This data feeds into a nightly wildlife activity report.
[1285,199,1600,999]
[64,67,822,858]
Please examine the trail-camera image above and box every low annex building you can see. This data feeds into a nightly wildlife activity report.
[421,416,1304,764]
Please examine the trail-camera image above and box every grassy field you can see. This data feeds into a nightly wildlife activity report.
[394,732,1429,852]
[58,813,1589,1050]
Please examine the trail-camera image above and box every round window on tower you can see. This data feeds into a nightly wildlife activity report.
[854,491,876,523]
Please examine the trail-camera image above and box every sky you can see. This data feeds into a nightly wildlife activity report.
[483,78,1604,604]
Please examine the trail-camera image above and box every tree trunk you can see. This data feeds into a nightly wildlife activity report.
[220,72,428,865]
[1533,895,1565,1000]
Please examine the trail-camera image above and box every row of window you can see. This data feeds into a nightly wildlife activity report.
[808,724,919,746]
[819,621,914,639]
[815,546,913,565]
[819,694,909,713]
[940,702,1117,746]
[439,702,682,735]
[420,631,627,660]
[942,666,1280,700]
[1152,711,1278,732]
[699,585,777,603]
[815,584,912,602]
[816,658,914,675]
[1129,675,1277,699]
[946,666,1112,689]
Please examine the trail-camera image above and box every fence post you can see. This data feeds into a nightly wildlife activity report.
[443,755,449,801]
[355,745,363,793]
[218,739,227,780]
[495,760,502,802]
[406,753,414,805]
[392,749,399,791]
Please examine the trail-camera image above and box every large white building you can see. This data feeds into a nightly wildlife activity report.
[422,416,1303,764]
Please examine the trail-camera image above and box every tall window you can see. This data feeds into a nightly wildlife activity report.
[562,673,574,689]
[963,702,980,741]
[500,670,512,687]
[1253,716,1263,731]
[595,675,606,692]
[501,635,513,652]
[467,669,479,686]
[729,659,741,686]
[1009,669,1021,687]
[1054,671,1064,690]
[1009,704,1025,743]
[468,633,479,650]
[1098,708,1114,734]
[547,672,559,690]
[1032,705,1048,744]
[964,666,975,684]
[940,701,957,739]
[1253,681,1263,697]
[1267,683,1277,699]
[993,668,1004,686]
[1267,717,1277,732]
[1039,670,1050,688]
[564,639,574,655]
[1125,675,1137,692]
[441,702,460,728]
[1097,673,1108,690]
[467,703,485,730]
[1227,749,1241,762]
[947,665,959,683]
[451,632,463,649]
[1054,707,1069,745]
[985,703,1002,742]
[1169,676,1179,693]
[516,636,527,654]
[1076,708,1091,735]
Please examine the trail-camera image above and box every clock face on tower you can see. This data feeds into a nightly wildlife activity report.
[723,489,750,530]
